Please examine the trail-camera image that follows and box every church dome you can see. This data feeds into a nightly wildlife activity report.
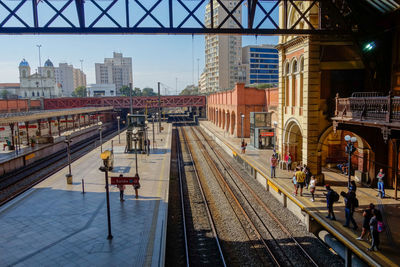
[19,59,29,67]
[44,59,54,67]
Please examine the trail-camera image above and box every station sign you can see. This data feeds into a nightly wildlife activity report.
[260,131,274,137]
[111,175,139,185]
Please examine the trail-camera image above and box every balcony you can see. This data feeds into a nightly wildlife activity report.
[333,92,400,137]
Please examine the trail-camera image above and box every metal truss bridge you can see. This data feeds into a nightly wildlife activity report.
[43,95,206,110]
[0,0,358,35]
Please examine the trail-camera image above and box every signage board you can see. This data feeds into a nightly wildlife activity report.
[111,175,140,185]
[260,131,274,137]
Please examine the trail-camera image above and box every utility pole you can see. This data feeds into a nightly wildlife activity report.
[37,45,44,97]
[158,82,161,133]
[197,58,200,86]
[129,82,133,114]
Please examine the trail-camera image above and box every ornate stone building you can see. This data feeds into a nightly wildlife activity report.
[19,59,62,99]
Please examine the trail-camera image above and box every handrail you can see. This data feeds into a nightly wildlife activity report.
[335,94,400,123]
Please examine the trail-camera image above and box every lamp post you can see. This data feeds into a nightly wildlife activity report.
[117,116,121,144]
[132,129,139,175]
[273,121,278,150]
[145,120,149,155]
[37,44,44,97]
[65,135,73,184]
[156,112,160,133]
[152,114,155,150]
[98,121,103,153]
[216,108,218,126]
[241,113,245,142]
[344,135,357,188]
[99,150,113,240]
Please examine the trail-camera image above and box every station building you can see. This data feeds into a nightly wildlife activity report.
[276,1,400,192]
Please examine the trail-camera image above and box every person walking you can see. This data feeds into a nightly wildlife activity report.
[376,169,385,198]
[304,165,312,189]
[270,155,278,178]
[117,184,126,202]
[368,209,380,251]
[309,176,316,202]
[325,185,336,220]
[292,172,297,195]
[147,139,151,154]
[294,167,306,196]
[357,203,375,241]
[341,189,358,230]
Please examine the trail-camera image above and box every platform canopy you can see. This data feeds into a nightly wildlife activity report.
[0,107,113,124]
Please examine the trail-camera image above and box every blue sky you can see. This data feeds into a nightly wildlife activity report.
[0,0,279,93]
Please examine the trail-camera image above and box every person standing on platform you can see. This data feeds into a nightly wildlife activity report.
[357,203,375,241]
[295,167,306,196]
[117,184,125,202]
[304,165,312,189]
[368,209,380,251]
[325,185,336,220]
[270,155,278,178]
[285,152,292,171]
[292,172,297,195]
[341,189,358,230]
[147,139,151,155]
[309,176,316,202]
[376,169,385,198]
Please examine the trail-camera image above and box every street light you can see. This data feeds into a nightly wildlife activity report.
[116,116,121,144]
[273,121,278,150]
[241,113,245,142]
[145,120,149,155]
[99,150,114,240]
[344,135,357,188]
[65,135,73,184]
[98,121,103,153]
[156,112,160,133]
[152,114,155,150]
[132,128,140,198]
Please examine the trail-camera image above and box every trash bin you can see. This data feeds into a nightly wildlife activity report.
[66,174,73,184]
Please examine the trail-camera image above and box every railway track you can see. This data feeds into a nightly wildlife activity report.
[184,124,321,266]
[0,126,119,205]
[177,126,226,266]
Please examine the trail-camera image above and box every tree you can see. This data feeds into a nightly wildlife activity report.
[0,90,10,99]
[180,85,199,95]
[120,86,141,96]
[142,87,157,96]
[72,86,87,97]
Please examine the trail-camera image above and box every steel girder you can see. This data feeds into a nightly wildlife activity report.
[43,96,206,110]
[0,0,354,35]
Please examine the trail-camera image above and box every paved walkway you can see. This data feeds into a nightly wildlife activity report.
[0,123,171,267]
[200,120,400,266]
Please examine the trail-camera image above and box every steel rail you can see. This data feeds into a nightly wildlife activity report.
[175,127,190,266]
[194,126,320,266]
[186,126,282,266]
[180,126,227,267]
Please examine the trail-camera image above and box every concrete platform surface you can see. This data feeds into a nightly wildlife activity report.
[200,120,400,267]
[0,123,171,267]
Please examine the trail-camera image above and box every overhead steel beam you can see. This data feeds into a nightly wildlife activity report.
[0,0,357,35]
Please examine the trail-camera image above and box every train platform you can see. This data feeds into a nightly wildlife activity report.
[200,120,400,266]
[0,123,171,266]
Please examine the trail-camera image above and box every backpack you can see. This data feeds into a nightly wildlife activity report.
[332,190,340,202]
[377,221,385,233]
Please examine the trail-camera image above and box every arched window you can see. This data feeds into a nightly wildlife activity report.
[285,62,290,106]
[32,92,35,97]
[291,59,298,106]
[24,92,27,97]
[37,92,40,97]
[292,60,298,74]
[299,57,304,108]
[285,63,290,76]
[22,70,26,78]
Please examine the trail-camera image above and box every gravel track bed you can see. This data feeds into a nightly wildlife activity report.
[184,126,272,266]
[178,128,223,266]
[195,126,343,266]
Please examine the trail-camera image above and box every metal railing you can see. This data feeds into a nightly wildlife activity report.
[335,92,400,123]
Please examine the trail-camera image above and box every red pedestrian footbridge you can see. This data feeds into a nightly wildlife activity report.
[44,96,206,110]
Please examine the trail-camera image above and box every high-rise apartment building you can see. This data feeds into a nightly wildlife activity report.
[242,44,279,86]
[95,52,133,95]
[203,0,242,93]
[42,63,86,97]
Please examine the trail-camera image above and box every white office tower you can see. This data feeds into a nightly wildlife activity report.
[95,52,133,95]
[204,0,242,93]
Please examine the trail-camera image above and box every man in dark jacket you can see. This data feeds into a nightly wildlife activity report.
[341,189,358,230]
[325,185,336,220]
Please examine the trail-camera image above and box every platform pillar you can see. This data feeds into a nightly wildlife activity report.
[57,116,61,136]
[37,119,41,137]
[48,118,52,137]
[25,121,30,145]
[64,115,68,131]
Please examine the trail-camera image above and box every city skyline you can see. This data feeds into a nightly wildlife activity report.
[0,34,277,94]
